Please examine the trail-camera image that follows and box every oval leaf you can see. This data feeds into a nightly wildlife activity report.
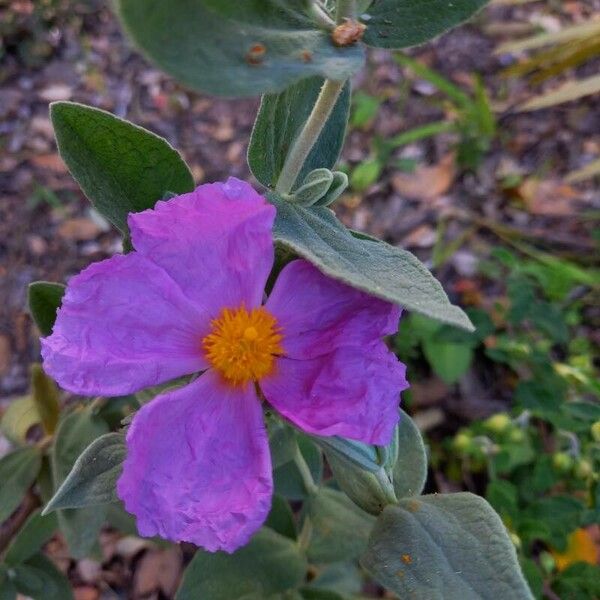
[51,407,110,558]
[116,1,363,97]
[50,101,194,235]
[45,432,125,512]
[249,77,350,188]
[0,447,42,524]
[13,553,73,600]
[361,493,534,599]
[27,282,65,337]
[176,527,307,599]
[307,487,375,564]
[362,0,489,49]
[269,195,473,330]
[4,509,58,566]
[392,409,428,499]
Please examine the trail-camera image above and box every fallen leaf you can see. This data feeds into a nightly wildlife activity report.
[39,83,73,103]
[517,178,580,216]
[30,153,68,174]
[134,548,182,597]
[391,153,456,201]
[58,218,102,241]
[551,528,599,571]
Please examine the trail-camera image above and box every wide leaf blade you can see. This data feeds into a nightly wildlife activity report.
[45,432,125,512]
[51,407,110,558]
[361,493,534,599]
[249,77,350,189]
[362,0,489,49]
[269,195,473,330]
[0,447,42,524]
[27,282,65,336]
[175,527,307,599]
[50,101,194,234]
[116,0,364,97]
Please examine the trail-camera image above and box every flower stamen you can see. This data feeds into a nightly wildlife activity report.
[202,306,283,385]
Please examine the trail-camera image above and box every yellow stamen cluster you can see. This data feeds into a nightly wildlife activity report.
[202,306,283,385]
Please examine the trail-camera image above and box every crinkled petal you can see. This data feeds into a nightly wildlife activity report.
[261,344,408,445]
[128,178,275,314]
[117,372,273,553]
[42,253,207,396]
[266,260,401,359]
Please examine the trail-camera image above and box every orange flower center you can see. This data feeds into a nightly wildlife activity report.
[202,306,283,385]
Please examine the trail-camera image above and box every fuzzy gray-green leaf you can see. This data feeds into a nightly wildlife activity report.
[51,102,194,235]
[361,493,534,599]
[362,0,490,49]
[270,195,473,330]
[116,1,364,97]
[249,78,351,188]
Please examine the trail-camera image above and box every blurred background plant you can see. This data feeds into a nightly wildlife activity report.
[1,0,598,597]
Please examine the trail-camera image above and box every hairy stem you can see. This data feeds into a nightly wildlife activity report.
[309,1,335,29]
[293,444,318,495]
[275,79,345,194]
[335,0,355,22]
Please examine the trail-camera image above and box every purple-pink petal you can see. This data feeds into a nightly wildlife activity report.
[117,372,273,553]
[41,253,208,397]
[266,260,401,359]
[128,178,275,316]
[261,344,408,446]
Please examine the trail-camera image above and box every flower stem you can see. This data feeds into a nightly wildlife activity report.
[293,444,318,495]
[335,0,355,22]
[309,1,335,29]
[275,78,346,195]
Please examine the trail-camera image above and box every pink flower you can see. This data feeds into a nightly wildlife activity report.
[42,178,408,552]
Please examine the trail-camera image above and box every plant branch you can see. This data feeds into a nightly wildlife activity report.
[309,1,335,29]
[275,78,345,194]
[336,0,355,22]
[293,444,318,495]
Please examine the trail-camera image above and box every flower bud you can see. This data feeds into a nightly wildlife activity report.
[575,459,593,479]
[591,420,600,442]
[483,413,511,434]
[552,452,573,473]
[452,431,472,453]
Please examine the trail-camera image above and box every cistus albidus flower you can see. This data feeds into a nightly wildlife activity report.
[42,178,409,553]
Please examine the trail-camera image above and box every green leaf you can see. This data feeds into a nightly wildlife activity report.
[50,101,194,235]
[268,419,298,469]
[27,282,65,336]
[249,77,350,189]
[350,158,381,191]
[392,410,428,499]
[274,435,323,500]
[45,432,125,512]
[175,528,307,599]
[423,337,473,383]
[307,487,375,563]
[30,364,60,435]
[300,590,346,600]
[13,553,73,600]
[0,447,42,524]
[51,406,110,558]
[116,1,364,97]
[361,493,534,599]
[0,568,17,600]
[314,171,348,207]
[293,169,335,206]
[1,395,42,445]
[270,195,473,330]
[362,0,489,49]
[4,509,58,566]
[265,494,296,540]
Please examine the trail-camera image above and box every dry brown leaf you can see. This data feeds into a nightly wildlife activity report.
[517,178,580,216]
[391,153,456,201]
[58,218,103,242]
[38,83,73,103]
[30,153,68,174]
[134,548,182,598]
